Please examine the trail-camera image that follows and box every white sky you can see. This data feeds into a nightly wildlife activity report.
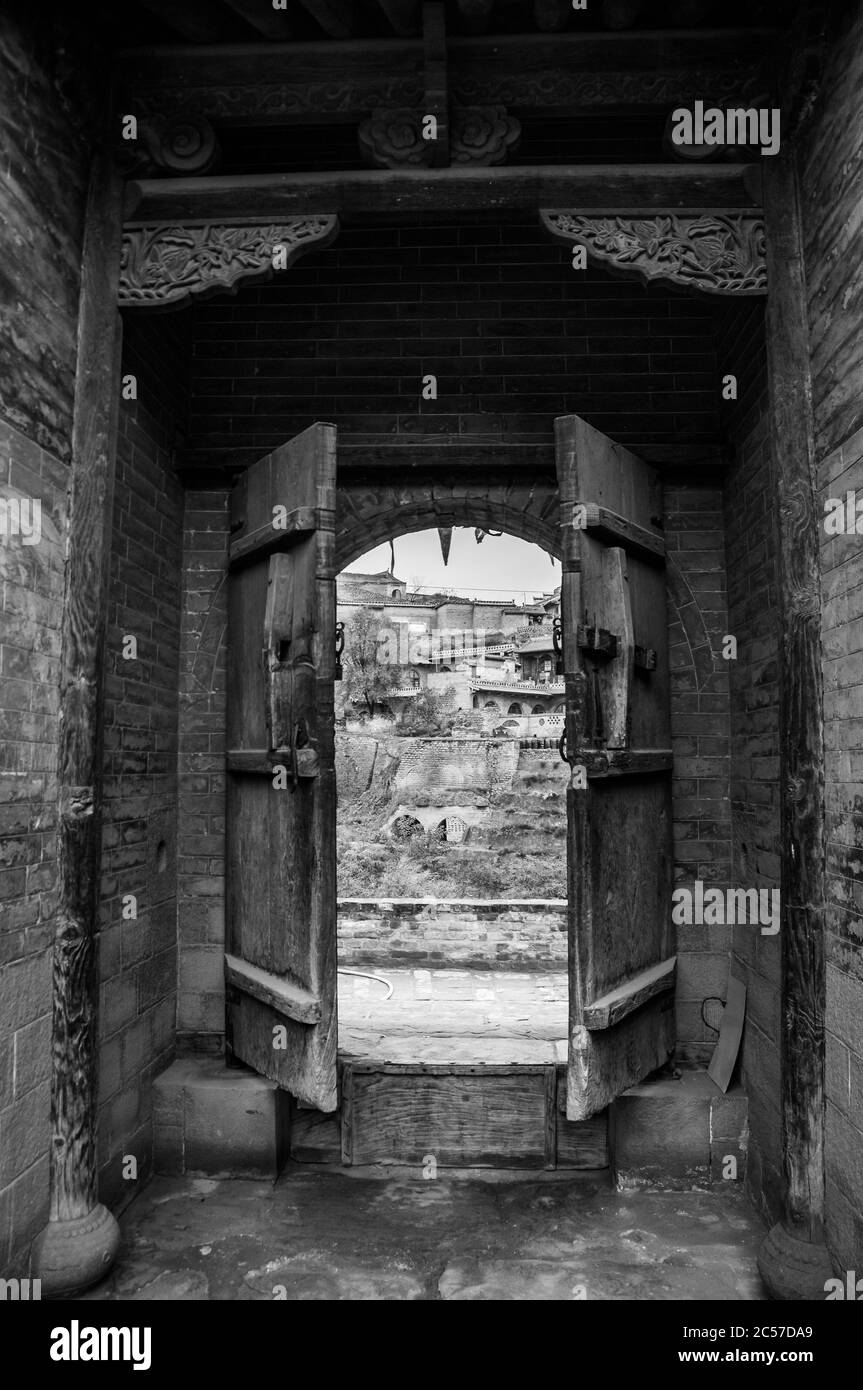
[345,528,561,603]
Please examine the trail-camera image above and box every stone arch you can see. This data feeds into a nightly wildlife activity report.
[389,814,425,842]
[484,700,500,712]
[336,480,560,572]
[507,702,523,715]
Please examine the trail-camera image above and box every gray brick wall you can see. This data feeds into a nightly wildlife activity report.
[800,2,863,1274]
[96,311,188,1212]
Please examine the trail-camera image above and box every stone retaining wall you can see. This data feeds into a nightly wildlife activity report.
[338,898,567,969]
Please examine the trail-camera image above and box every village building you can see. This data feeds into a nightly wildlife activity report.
[1,0,862,1306]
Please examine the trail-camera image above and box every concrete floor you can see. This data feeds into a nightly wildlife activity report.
[83,1168,766,1301]
[338,966,568,1065]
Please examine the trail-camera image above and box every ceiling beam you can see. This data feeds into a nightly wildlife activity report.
[533,0,572,32]
[296,0,359,39]
[600,0,647,29]
[134,0,231,42]
[456,0,495,34]
[125,163,762,224]
[423,1,449,167]
[220,0,293,39]
[116,29,776,124]
[376,0,422,35]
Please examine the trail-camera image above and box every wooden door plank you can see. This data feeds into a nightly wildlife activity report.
[583,956,677,1030]
[226,423,338,1112]
[225,953,321,1024]
[346,1071,549,1167]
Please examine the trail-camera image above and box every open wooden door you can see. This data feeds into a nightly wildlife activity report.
[555,415,675,1121]
[225,423,338,1112]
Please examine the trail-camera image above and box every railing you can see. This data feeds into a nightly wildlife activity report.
[468,678,565,694]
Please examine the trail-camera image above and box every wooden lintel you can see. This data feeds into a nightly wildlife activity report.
[583,957,677,1030]
[225,953,322,1025]
[125,164,760,225]
[115,29,777,126]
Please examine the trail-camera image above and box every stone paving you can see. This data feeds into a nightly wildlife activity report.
[83,1168,767,1301]
[338,966,568,1065]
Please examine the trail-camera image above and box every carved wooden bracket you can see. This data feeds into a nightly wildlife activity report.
[118,217,339,308]
[359,104,520,168]
[540,210,767,295]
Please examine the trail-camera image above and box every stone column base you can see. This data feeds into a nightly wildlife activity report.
[757,1222,834,1300]
[31,1204,121,1298]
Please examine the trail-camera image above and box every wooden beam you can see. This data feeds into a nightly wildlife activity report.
[584,957,676,1030]
[135,0,229,42]
[115,29,778,125]
[423,1,449,167]
[756,155,832,1300]
[456,0,495,33]
[600,0,647,29]
[533,0,571,32]
[377,0,421,35]
[221,0,293,39]
[30,152,124,1296]
[225,953,322,1025]
[125,163,761,224]
[297,0,358,38]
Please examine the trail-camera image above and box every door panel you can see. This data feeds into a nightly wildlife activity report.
[225,423,338,1112]
[556,415,675,1121]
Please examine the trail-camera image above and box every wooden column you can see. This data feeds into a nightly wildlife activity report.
[756,154,832,1300]
[31,149,124,1296]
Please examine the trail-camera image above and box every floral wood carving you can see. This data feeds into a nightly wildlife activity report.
[118,218,339,308]
[455,66,766,108]
[540,212,767,296]
[359,104,520,168]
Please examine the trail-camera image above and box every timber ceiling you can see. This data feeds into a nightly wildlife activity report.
[100,0,791,48]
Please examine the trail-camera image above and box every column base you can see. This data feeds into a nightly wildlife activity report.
[757,1222,833,1301]
[31,1204,121,1298]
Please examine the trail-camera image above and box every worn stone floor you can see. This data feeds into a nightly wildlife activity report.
[83,1168,766,1301]
[338,966,568,1065]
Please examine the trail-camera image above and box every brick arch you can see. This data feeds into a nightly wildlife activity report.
[335,480,560,571]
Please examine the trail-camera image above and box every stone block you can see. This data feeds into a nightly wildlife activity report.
[153,1058,290,1178]
[611,1069,747,1191]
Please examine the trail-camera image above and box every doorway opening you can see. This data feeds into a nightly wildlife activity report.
[334,525,568,1070]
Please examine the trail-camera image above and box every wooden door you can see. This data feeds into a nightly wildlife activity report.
[225,423,338,1112]
[555,415,675,1121]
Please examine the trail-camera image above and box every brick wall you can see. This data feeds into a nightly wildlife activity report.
[176,488,230,1049]
[0,5,92,1274]
[800,1,863,1272]
[96,309,189,1211]
[719,300,783,1225]
[185,215,722,476]
[665,482,733,1062]
[0,418,65,1272]
[0,5,91,463]
[338,900,567,970]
